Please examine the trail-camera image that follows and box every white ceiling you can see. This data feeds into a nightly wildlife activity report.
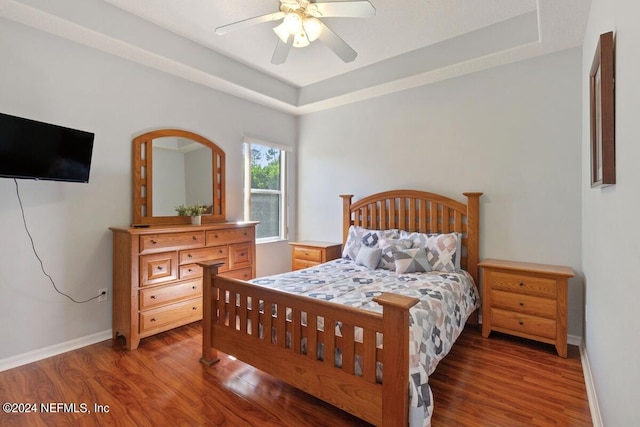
[2,0,591,114]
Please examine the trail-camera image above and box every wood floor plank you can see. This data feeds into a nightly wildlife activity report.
[0,323,591,426]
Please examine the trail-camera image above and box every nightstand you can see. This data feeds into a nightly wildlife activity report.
[289,241,342,271]
[478,259,574,357]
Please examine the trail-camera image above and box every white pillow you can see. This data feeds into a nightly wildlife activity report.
[342,226,399,260]
[355,246,382,270]
[399,231,462,270]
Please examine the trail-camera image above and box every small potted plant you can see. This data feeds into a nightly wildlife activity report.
[175,204,206,225]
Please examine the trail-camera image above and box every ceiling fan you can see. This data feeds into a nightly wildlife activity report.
[215,0,376,65]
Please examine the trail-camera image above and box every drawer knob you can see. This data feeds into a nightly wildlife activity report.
[188,254,193,258]
[192,306,197,310]
[156,266,162,270]
[150,295,156,299]
[151,239,157,245]
[243,232,247,236]
[240,252,246,257]
[192,236,197,240]
[150,318,156,322]
[519,282,524,287]
[192,286,197,290]
[519,321,524,326]
[218,250,223,254]
[214,234,219,238]
[519,302,524,306]
[188,268,193,272]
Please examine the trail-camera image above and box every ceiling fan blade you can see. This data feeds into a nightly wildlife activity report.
[317,22,357,63]
[271,37,294,65]
[215,11,285,35]
[310,1,375,18]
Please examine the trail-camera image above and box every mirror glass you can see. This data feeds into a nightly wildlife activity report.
[132,129,226,225]
[151,137,213,216]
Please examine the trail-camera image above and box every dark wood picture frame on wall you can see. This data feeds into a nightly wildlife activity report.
[590,31,615,188]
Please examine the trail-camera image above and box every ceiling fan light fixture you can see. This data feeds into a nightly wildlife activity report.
[303,17,322,42]
[293,31,310,48]
[273,22,290,43]
[283,12,302,33]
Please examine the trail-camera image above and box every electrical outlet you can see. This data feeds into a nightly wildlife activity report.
[98,288,108,303]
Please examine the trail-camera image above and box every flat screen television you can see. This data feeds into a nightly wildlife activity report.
[0,112,95,183]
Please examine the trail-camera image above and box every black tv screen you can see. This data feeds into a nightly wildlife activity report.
[0,112,95,183]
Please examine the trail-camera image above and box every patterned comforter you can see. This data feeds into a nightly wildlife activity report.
[251,258,480,427]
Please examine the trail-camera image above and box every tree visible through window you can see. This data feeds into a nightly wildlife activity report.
[244,142,287,241]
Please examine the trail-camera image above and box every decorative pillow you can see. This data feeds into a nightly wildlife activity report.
[425,233,459,272]
[377,238,413,270]
[393,247,432,274]
[342,226,398,260]
[400,231,462,269]
[355,246,382,270]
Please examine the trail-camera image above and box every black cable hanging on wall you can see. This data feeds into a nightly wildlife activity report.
[14,178,102,304]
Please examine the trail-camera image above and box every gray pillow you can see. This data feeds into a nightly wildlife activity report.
[393,247,432,274]
[355,246,382,270]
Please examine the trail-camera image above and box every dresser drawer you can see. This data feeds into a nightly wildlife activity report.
[220,267,253,281]
[491,290,557,319]
[293,246,323,262]
[206,227,254,245]
[488,271,557,298]
[139,298,202,334]
[229,242,252,270]
[140,252,178,287]
[179,246,228,266]
[490,308,556,340]
[180,263,203,280]
[139,279,202,310]
[139,231,205,254]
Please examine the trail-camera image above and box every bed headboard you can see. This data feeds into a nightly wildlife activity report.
[340,190,482,283]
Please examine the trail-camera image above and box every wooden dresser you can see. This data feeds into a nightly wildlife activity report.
[479,259,574,357]
[289,241,342,271]
[111,222,256,350]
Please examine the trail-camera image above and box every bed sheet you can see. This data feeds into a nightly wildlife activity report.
[251,258,480,427]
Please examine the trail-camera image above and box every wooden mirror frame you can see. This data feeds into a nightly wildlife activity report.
[132,129,226,225]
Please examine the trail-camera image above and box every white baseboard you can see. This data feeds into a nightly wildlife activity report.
[579,341,604,427]
[0,329,112,372]
[568,334,581,346]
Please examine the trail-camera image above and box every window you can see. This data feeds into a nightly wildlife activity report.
[243,139,288,242]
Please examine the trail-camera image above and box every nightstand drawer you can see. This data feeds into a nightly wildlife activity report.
[491,308,556,339]
[491,290,557,319]
[293,246,323,262]
[488,271,557,298]
[293,259,320,270]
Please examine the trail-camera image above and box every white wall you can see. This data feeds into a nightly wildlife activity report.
[582,0,640,424]
[0,18,295,360]
[298,48,584,337]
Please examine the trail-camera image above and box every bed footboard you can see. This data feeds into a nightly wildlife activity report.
[199,261,419,427]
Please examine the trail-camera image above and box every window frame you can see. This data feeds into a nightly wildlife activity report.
[243,138,289,243]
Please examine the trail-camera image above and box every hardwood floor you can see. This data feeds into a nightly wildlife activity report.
[0,323,591,426]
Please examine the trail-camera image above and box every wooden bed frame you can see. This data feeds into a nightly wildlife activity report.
[199,190,482,426]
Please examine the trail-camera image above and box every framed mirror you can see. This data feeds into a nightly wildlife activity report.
[132,129,226,225]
